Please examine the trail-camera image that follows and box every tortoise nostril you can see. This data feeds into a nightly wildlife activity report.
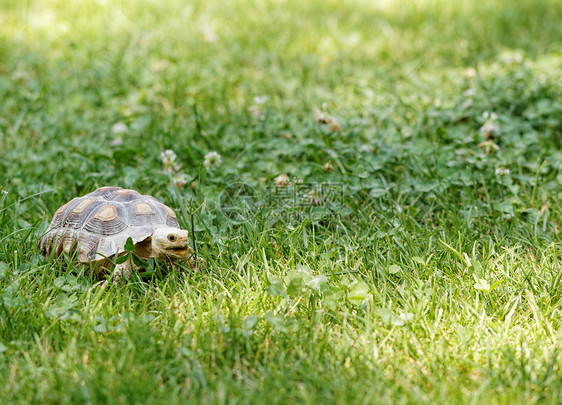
[168,234,176,242]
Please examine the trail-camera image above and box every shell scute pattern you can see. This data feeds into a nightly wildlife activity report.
[63,198,103,229]
[88,186,123,198]
[161,204,180,227]
[83,204,128,236]
[55,198,81,227]
[40,187,182,263]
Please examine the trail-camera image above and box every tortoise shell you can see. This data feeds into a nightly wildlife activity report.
[39,186,180,264]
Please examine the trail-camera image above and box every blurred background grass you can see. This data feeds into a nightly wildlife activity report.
[2,0,561,110]
[1,0,561,199]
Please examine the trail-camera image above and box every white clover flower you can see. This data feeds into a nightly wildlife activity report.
[463,68,477,80]
[323,160,334,172]
[274,174,290,188]
[480,112,499,138]
[167,163,180,174]
[315,110,330,124]
[304,190,322,205]
[248,105,265,119]
[111,122,128,134]
[482,111,498,120]
[463,88,476,97]
[161,149,180,174]
[513,52,523,63]
[161,149,177,162]
[480,122,499,135]
[328,118,342,132]
[359,144,373,153]
[462,99,473,110]
[499,50,524,64]
[204,151,222,171]
[172,173,189,188]
[200,23,218,43]
[495,167,511,176]
[478,140,500,154]
[253,95,269,105]
[315,110,342,132]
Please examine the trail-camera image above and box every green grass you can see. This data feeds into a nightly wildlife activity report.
[1,0,562,403]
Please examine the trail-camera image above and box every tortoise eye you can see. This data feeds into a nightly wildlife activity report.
[168,234,176,242]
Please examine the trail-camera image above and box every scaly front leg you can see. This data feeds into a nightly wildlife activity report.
[112,255,136,284]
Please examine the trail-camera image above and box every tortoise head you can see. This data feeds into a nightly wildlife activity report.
[150,227,191,261]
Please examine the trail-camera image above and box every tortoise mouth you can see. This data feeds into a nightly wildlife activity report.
[168,246,189,256]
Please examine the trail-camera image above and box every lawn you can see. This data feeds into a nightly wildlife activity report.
[1,0,562,403]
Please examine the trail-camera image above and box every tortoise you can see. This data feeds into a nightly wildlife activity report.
[39,186,194,282]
